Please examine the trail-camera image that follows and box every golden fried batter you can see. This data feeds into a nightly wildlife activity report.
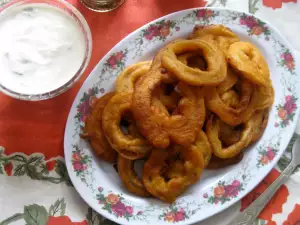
[81,93,117,163]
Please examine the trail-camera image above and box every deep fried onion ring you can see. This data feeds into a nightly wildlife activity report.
[217,67,239,94]
[117,155,151,197]
[143,146,204,202]
[161,39,227,86]
[218,120,242,146]
[102,92,152,159]
[228,42,270,86]
[207,153,244,169]
[116,61,151,93]
[153,83,181,111]
[81,93,117,163]
[189,24,240,55]
[206,115,254,158]
[133,70,206,148]
[194,130,212,168]
[253,83,274,110]
[178,52,207,70]
[251,109,269,143]
[204,79,254,126]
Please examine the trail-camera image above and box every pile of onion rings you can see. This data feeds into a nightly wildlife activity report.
[81,24,274,203]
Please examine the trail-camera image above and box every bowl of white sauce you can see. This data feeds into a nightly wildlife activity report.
[0,0,92,100]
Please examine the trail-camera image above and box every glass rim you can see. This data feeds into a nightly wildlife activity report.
[0,0,93,101]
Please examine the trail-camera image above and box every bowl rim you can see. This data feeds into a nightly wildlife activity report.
[0,0,92,101]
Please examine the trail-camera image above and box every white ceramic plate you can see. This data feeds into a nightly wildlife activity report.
[64,8,300,225]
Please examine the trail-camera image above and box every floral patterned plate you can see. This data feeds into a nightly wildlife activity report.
[64,8,300,225]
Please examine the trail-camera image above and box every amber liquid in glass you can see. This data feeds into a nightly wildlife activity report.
[80,0,124,12]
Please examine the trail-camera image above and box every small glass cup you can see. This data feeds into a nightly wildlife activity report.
[80,0,125,12]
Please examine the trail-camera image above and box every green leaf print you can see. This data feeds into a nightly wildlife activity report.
[86,208,118,225]
[24,204,48,225]
[249,0,259,14]
[55,160,72,186]
[14,164,26,176]
[48,198,66,216]
[254,219,267,225]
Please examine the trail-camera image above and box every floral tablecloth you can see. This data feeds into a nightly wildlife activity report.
[1,0,300,224]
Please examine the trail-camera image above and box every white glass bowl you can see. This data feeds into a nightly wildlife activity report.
[0,0,92,101]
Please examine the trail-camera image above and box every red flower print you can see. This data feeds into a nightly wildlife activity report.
[165,212,175,222]
[106,193,120,205]
[284,97,296,115]
[246,17,257,29]
[4,162,13,176]
[260,155,269,165]
[286,61,295,70]
[263,0,297,9]
[286,95,293,102]
[175,26,180,31]
[107,55,117,68]
[284,53,293,62]
[267,150,275,160]
[73,162,83,171]
[47,216,88,225]
[89,96,97,108]
[111,201,127,217]
[283,204,300,225]
[241,169,289,225]
[251,26,263,35]
[72,153,81,161]
[203,193,208,198]
[115,52,125,62]
[240,18,247,25]
[81,115,87,122]
[98,186,103,192]
[196,9,206,18]
[100,88,105,93]
[232,180,241,187]
[205,10,214,18]
[214,185,225,198]
[159,26,170,38]
[125,206,133,215]
[78,101,91,122]
[46,160,57,171]
[144,25,160,40]
[224,185,239,198]
[278,108,288,120]
[174,211,185,222]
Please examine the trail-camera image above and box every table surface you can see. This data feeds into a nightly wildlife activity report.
[1,0,300,224]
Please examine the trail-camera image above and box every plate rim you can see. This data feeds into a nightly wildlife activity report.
[64,6,300,225]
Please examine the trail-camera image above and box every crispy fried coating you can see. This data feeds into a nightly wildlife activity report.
[143,145,204,203]
[117,155,151,197]
[251,109,269,143]
[204,79,254,126]
[161,39,227,86]
[81,93,117,163]
[116,61,151,93]
[228,42,270,86]
[102,92,152,160]
[205,115,254,159]
[189,24,240,55]
[133,71,206,148]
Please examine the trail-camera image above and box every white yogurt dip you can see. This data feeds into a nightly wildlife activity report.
[0,3,86,95]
